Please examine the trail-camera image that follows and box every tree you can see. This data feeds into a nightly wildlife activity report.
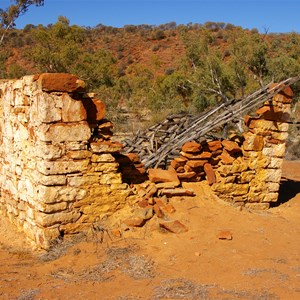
[29,16,85,73]
[0,0,44,45]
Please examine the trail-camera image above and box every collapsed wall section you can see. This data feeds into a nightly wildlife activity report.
[0,73,130,249]
[171,85,293,209]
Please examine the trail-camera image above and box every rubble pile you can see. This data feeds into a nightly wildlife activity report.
[122,167,194,233]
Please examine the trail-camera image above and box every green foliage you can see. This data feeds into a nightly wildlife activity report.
[28,17,85,72]
[0,49,11,78]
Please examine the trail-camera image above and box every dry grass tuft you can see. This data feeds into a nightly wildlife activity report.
[15,289,40,300]
[80,245,155,282]
[154,278,214,299]
[218,288,280,300]
[50,268,75,282]
[39,233,86,262]
[122,254,155,279]
[242,268,289,281]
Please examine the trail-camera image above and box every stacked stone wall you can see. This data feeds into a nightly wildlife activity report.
[171,85,293,209]
[0,74,294,248]
[0,73,130,248]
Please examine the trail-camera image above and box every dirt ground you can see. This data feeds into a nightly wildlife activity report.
[0,160,299,300]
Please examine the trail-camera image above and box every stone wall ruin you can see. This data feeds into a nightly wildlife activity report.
[0,74,294,248]
[170,84,293,209]
[0,73,131,249]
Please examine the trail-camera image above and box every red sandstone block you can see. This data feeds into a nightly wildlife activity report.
[184,164,193,172]
[268,83,293,98]
[38,73,85,92]
[186,160,207,168]
[153,204,165,218]
[220,150,235,164]
[171,157,187,169]
[148,167,180,185]
[123,217,145,227]
[177,171,197,180]
[182,141,202,153]
[62,94,87,122]
[159,220,188,234]
[180,151,212,160]
[165,203,176,214]
[217,230,233,240]
[204,163,216,185]
[125,153,141,163]
[82,98,106,121]
[176,166,185,173]
[90,141,123,153]
[273,93,293,104]
[256,105,290,122]
[207,140,223,152]
[222,140,241,154]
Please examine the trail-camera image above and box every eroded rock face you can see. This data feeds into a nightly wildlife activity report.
[0,74,130,249]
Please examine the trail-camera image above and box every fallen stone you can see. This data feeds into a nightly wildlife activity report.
[145,183,158,198]
[147,198,155,205]
[153,204,165,218]
[135,207,154,220]
[180,151,212,160]
[123,217,146,227]
[111,229,122,238]
[159,220,188,234]
[204,163,216,185]
[164,203,176,214]
[98,120,114,130]
[155,198,167,209]
[176,166,185,173]
[148,167,180,186]
[268,83,293,98]
[217,230,233,240]
[158,188,195,197]
[138,199,150,208]
[184,164,193,172]
[155,181,181,189]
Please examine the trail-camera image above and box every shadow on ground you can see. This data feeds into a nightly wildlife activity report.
[271,177,300,207]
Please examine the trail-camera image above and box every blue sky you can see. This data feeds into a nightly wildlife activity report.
[3,0,300,33]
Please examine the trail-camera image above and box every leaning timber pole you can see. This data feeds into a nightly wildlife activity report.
[140,76,300,169]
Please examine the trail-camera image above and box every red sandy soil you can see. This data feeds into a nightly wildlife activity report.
[0,160,299,300]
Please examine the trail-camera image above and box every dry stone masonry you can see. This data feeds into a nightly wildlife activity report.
[170,84,293,209]
[0,74,294,249]
[0,73,131,249]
